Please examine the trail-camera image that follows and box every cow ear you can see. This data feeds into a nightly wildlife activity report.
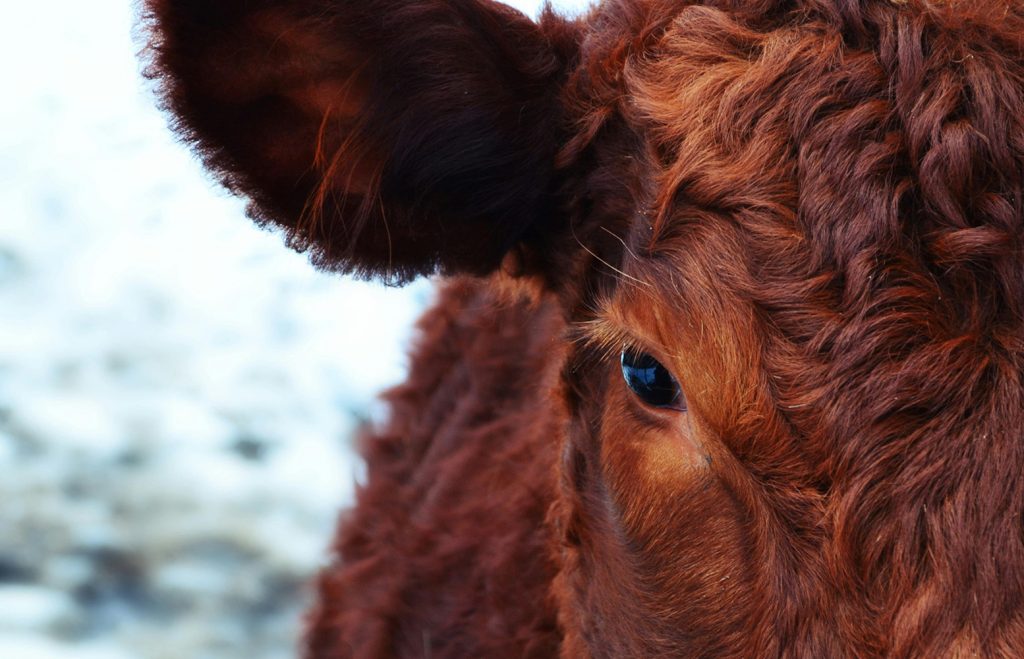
[142,0,573,283]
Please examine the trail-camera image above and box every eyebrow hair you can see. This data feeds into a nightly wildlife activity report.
[573,311,680,367]
[572,245,695,365]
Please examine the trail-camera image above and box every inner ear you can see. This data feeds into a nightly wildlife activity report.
[143,0,578,283]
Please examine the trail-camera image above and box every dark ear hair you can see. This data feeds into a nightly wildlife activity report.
[142,0,574,283]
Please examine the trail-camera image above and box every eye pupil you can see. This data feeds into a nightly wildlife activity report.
[621,349,684,409]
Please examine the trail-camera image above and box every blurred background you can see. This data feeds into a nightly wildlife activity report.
[0,1,590,657]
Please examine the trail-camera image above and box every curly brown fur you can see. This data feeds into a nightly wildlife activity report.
[552,1,1024,654]
[143,0,1024,656]
[306,279,565,657]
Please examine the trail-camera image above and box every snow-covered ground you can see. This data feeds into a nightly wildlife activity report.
[0,1,591,657]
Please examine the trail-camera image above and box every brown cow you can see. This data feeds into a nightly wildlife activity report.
[142,0,1024,655]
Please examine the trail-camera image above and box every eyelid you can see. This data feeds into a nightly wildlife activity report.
[619,338,679,374]
[576,317,685,395]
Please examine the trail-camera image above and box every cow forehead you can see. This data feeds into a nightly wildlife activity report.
[576,0,1024,462]
[622,9,863,254]
[602,0,1020,321]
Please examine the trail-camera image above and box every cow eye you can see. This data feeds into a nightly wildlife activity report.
[620,348,685,410]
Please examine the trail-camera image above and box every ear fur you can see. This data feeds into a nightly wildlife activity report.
[142,0,574,283]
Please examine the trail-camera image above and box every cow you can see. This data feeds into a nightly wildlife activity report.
[141,0,1024,655]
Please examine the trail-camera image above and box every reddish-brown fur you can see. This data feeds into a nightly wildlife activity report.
[142,0,1024,655]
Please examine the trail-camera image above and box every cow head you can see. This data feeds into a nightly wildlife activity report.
[143,0,1024,654]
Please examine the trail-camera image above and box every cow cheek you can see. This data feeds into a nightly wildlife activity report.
[592,382,757,650]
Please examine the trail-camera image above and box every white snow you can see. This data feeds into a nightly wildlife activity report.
[0,586,75,632]
[0,0,592,656]
[0,635,133,659]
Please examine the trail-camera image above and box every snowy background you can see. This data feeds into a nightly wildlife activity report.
[0,1,590,657]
